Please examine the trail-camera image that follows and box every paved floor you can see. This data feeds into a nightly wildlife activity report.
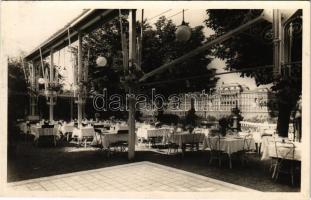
[7,161,257,192]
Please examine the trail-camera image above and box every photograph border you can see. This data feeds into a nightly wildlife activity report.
[0,1,310,199]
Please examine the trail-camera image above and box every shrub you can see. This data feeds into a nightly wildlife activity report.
[157,114,180,125]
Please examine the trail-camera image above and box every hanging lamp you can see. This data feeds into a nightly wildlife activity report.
[38,78,45,85]
[96,54,108,67]
[175,9,191,42]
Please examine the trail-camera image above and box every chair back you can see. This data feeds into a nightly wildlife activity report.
[274,140,295,160]
[193,133,205,143]
[243,134,253,151]
[208,136,221,151]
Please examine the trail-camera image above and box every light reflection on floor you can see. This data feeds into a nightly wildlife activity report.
[7,161,258,192]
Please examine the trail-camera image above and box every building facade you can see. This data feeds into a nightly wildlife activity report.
[165,83,274,120]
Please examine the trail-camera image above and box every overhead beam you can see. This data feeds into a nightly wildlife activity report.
[139,14,265,82]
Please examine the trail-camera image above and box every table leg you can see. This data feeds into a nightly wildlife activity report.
[182,144,186,158]
[272,162,278,179]
[67,133,69,142]
[228,154,232,169]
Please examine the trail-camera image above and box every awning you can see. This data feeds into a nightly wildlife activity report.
[24,9,120,62]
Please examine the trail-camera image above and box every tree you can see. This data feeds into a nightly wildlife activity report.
[205,9,302,137]
[82,16,218,119]
[8,57,28,120]
[141,16,218,96]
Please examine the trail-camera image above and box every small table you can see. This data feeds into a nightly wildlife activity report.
[59,123,75,141]
[100,133,130,149]
[59,124,75,134]
[261,138,301,161]
[17,122,28,134]
[72,127,95,147]
[166,132,206,155]
[167,132,205,147]
[202,136,256,168]
[137,128,172,148]
[30,126,59,146]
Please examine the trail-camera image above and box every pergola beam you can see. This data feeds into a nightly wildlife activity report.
[139,14,265,82]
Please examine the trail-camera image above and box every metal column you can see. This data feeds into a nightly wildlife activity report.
[77,32,83,128]
[128,9,137,160]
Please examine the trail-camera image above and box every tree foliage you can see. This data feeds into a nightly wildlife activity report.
[205,9,302,137]
[8,58,28,120]
[205,9,274,85]
[82,16,218,97]
[142,16,218,96]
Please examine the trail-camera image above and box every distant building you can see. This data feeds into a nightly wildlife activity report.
[165,83,274,120]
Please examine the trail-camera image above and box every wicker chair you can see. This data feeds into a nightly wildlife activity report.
[207,136,227,167]
[241,134,257,165]
[272,140,298,185]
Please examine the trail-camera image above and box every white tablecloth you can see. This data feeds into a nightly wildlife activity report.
[72,127,95,140]
[166,132,206,147]
[261,138,301,161]
[137,128,172,139]
[100,133,130,149]
[93,122,111,128]
[17,122,28,134]
[30,126,59,140]
[202,136,256,155]
[193,128,210,136]
[239,131,272,144]
[59,124,75,134]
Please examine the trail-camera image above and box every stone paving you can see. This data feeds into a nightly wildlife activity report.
[7,161,257,192]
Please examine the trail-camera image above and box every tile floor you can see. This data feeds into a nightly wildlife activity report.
[7,161,258,192]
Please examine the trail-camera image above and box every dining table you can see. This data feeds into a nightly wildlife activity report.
[202,135,256,156]
[165,132,206,148]
[136,127,173,140]
[193,128,210,136]
[99,133,131,149]
[72,126,95,140]
[17,122,28,134]
[30,125,60,144]
[261,137,301,161]
[202,135,256,168]
[59,123,75,134]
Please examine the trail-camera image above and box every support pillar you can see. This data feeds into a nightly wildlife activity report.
[128,9,137,160]
[70,92,73,121]
[273,9,282,77]
[49,50,54,122]
[128,94,136,160]
[77,32,83,128]
[31,62,36,116]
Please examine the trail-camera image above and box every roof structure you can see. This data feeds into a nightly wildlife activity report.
[24,9,120,62]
